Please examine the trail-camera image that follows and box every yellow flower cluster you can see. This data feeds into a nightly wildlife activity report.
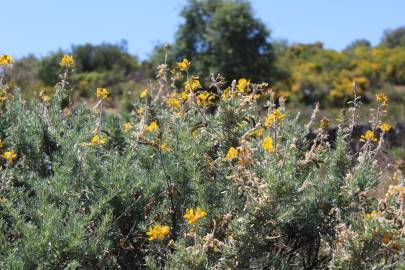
[375,93,388,104]
[91,134,107,145]
[146,224,170,241]
[2,150,17,163]
[224,147,238,161]
[42,95,50,104]
[366,210,383,219]
[236,78,249,93]
[183,207,207,225]
[196,91,215,107]
[160,143,171,152]
[140,88,149,98]
[262,136,274,152]
[144,121,158,133]
[123,122,132,133]
[184,79,202,92]
[378,123,392,133]
[177,58,190,71]
[221,87,233,100]
[249,127,264,138]
[320,117,330,129]
[0,55,14,66]
[96,88,109,100]
[264,109,286,128]
[166,92,182,109]
[59,55,74,68]
[360,130,377,142]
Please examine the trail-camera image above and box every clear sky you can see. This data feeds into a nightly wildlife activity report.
[1,0,404,60]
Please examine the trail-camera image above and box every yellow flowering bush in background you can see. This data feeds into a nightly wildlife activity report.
[274,42,405,107]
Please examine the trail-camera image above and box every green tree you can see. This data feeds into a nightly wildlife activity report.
[172,0,275,82]
[38,50,65,86]
[8,55,42,92]
[381,26,405,48]
[72,40,139,74]
[37,41,139,86]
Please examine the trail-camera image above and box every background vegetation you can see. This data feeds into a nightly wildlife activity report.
[7,1,405,113]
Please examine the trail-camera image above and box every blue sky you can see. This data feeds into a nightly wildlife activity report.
[1,0,404,60]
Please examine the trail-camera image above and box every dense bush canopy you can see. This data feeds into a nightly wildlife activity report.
[0,55,404,269]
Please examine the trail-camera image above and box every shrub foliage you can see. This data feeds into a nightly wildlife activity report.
[0,55,404,269]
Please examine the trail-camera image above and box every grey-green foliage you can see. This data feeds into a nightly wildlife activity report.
[0,86,158,268]
[0,71,403,269]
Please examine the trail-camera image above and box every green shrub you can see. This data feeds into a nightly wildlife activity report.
[0,57,403,269]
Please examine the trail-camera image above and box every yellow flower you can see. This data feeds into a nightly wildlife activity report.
[146,224,170,241]
[196,91,215,107]
[91,134,107,145]
[375,93,388,104]
[183,209,194,224]
[320,117,330,129]
[166,92,182,109]
[222,87,232,100]
[184,79,202,92]
[183,207,207,225]
[0,55,14,66]
[264,109,286,128]
[144,121,158,132]
[160,143,171,152]
[137,107,145,114]
[177,58,190,71]
[195,207,207,219]
[236,78,249,93]
[2,150,17,162]
[96,88,109,100]
[360,130,377,142]
[123,122,132,133]
[42,95,50,104]
[378,123,392,133]
[180,91,189,101]
[140,88,149,98]
[166,97,181,109]
[255,127,265,138]
[262,136,274,152]
[366,210,383,219]
[249,127,264,138]
[59,55,74,68]
[237,123,246,129]
[224,147,238,161]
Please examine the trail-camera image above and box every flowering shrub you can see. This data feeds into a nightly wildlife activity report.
[0,56,403,269]
[274,43,405,106]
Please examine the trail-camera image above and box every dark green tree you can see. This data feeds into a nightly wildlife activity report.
[171,0,275,82]
[72,40,139,74]
[381,26,405,48]
[37,41,139,86]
